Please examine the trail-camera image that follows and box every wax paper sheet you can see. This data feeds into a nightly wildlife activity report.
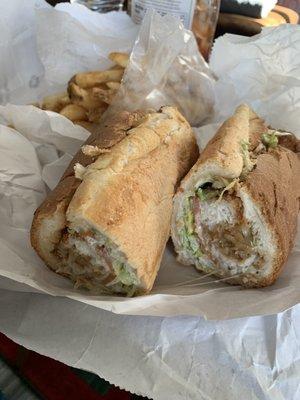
[210,25,300,136]
[1,4,300,400]
[2,1,138,105]
[0,287,300,400]
[0,2,299,319]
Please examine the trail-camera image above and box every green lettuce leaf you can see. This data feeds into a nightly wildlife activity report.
[262,132,278,148]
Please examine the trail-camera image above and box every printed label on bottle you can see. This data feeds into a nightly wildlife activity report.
[130,0,196,29]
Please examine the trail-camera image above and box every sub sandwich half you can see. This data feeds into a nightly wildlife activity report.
[31,107,198,296]
[171,104,300,287]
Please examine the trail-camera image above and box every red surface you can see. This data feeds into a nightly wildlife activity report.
[0,333,130,400]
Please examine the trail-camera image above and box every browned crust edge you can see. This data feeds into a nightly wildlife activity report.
[173,104,300,288]
[31,107,198,294]
[31,110,148,271]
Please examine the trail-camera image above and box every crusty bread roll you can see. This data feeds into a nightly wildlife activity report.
[171,104,300,287]
[31,107,198,296]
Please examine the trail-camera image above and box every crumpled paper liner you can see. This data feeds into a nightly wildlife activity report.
[0,4,300,399]
[0,3,299,319]
[1,287,300,400]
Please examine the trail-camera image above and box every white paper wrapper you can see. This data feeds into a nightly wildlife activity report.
[210,25,300,136]
[37,3,138,89]
[3,1,138,105]
[1,287,300,400]
[1,5,300,399]
[0,3,299,320]
[0,0,48,105]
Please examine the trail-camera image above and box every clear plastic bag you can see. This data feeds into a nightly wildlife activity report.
[107,10,216,126]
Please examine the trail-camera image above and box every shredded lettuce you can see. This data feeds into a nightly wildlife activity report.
[196,187,219,201]
[212,177,231,189]
[240,139,255,177]
[241,139,249,152]
[262,132,278,148]
[113,260,139,287]
[185,208,194,235]
[196,188,206,201]
[217,178,238,202]
[179,197,203,258]
[250,238,258,248]
[125,285,136,297]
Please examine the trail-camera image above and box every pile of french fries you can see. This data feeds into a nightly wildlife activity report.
[40,52,129,125]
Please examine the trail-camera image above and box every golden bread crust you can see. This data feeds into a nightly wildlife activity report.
[238,147,300,287]
[172,104,300,288]
[31,107,198,293]
[67,107,198,291]
[31,110,148,271]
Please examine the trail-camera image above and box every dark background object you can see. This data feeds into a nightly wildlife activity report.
[47,0,129,7]
[220,0,268,18]
[0,332,143,400]
[216,4,298,36]
[47,0,66,4]
[46,0,300,19]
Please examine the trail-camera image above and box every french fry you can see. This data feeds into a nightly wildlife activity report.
[41,92,71,112]
[74,69,124,89]
[109,65,125,71]
[92,87,117,105]
[108,52,129,68]
[38,50,127,128]
[106,81,121,90]
[68,82,105,110]
[60,104,87,122]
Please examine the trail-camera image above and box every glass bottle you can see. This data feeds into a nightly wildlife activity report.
[192,0,221,60]
[70,0,125,12]
[127,0,221,60]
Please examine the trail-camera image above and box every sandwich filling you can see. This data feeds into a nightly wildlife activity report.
[178,183,266,281]
[175,130,281,283]
[53,228,140,296]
